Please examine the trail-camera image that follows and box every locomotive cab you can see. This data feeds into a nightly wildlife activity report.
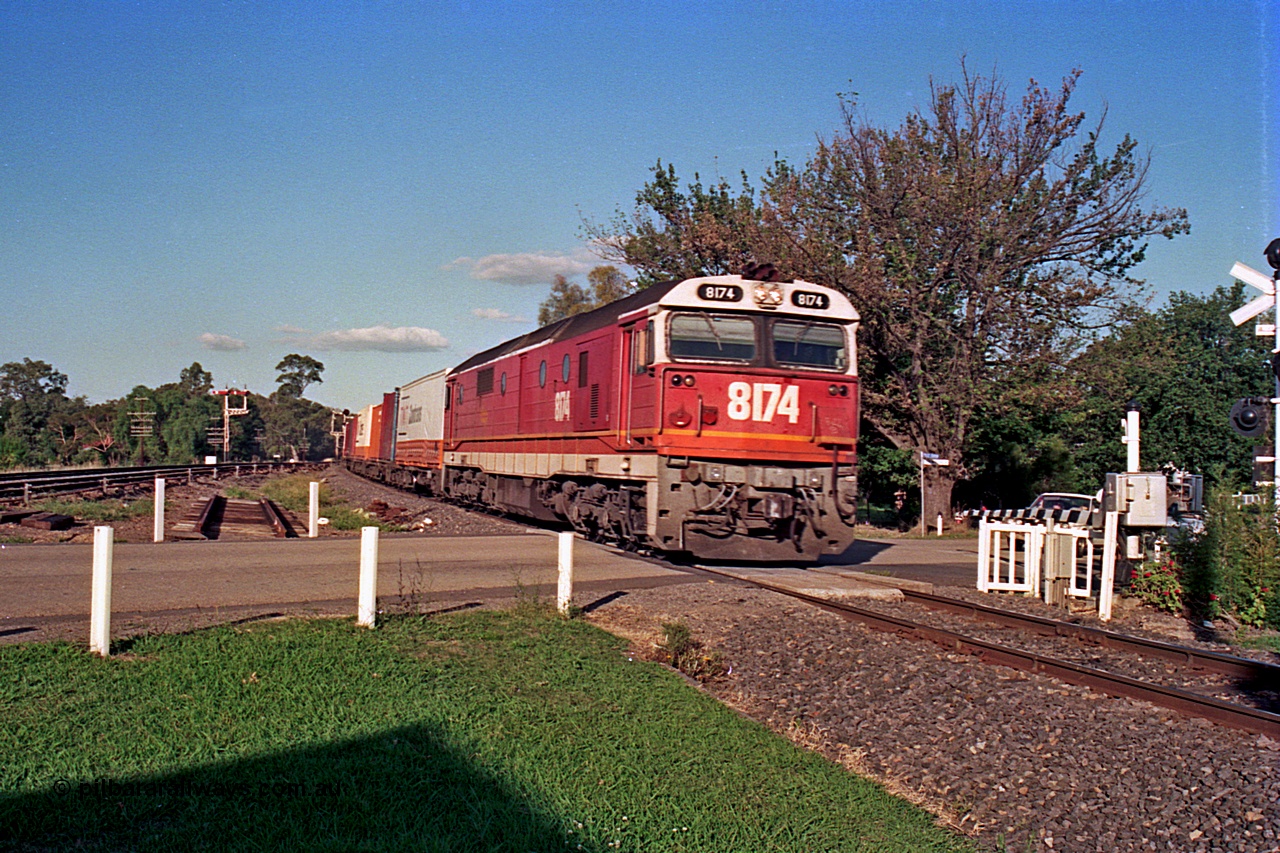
[616,276,860,560]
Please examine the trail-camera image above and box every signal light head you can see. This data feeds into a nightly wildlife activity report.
[1230,397,1271,438]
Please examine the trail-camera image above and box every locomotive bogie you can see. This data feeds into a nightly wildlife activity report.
[654,459,857,560]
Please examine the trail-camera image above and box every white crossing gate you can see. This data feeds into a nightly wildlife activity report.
[1060,525,1096,599]
[977,520,1044,595]
[975,511,1119,621]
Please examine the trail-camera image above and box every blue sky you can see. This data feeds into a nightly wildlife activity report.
[2,1,1276,410]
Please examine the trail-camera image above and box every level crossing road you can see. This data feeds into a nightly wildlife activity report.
[0,532,978,645]
[0,531,691,644]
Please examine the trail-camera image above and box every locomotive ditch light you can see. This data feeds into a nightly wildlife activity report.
[828,384,839,396]
[683,374,696,387]
[670,374,682,387]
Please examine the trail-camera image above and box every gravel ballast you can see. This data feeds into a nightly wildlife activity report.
[587,582,1280,853]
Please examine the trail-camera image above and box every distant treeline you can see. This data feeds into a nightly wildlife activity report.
[0,356,335,469]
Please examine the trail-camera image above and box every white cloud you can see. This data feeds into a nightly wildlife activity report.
[198,332,247,351]
[307,325,449,352]
[446,251,595,285]
[471,307,530,323]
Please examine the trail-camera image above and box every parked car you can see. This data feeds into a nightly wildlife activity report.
[1027,492,1097,513]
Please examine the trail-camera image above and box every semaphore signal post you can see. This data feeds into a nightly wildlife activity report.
[210,388,250,463]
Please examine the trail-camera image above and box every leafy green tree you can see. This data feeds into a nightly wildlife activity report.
[1062,284,1271,489]
[253,394,335,461]
[589,162,769,286]
[274,354,325,399]
[0,358,81,468]
[178,362,214,395]
[598,66,1188,524]
[537,266,635,325]
[538,275,590,326]
[0,358,68,401]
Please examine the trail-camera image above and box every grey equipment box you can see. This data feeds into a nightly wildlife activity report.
[1103,472,1168,527]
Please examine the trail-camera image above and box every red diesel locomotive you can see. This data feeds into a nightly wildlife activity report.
[344,274,860,560]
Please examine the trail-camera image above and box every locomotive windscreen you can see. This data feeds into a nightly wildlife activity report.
[668,313,756,361]
[771,320,848,370]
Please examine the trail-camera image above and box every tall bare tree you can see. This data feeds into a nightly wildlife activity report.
[597,67,1189,523]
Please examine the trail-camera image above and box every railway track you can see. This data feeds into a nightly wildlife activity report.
[688,564,1280,739]
[0,462,302,504]
[174,495,298,540]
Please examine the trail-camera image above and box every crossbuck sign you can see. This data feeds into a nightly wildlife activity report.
[1228,261,1278,326]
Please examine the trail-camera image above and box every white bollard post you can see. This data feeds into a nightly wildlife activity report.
[90,526,114,656]
[308,481,320,539]
[557,531,574,615]
[1099,510,1120,622]
[935,513,943,536]
[1124,407,1141,473]
[357,526,379,627]
[153,477,165,543]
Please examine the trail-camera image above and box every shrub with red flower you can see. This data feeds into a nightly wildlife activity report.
[1128,558,1184,613]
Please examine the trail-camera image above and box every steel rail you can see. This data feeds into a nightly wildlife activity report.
[192,496,221,538]
[258,499,294,539]
[689,564,1280,739]
[900,589,1280,684]
[0,462,301,503]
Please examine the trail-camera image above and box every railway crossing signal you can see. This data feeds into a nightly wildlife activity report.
[1229,397,1270,438]
[1227,240,1280,513]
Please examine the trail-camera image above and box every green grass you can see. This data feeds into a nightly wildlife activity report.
[1236,631,1280,654]
[260,473,398,531]
[0,610,971,853]
[30,497,154,523]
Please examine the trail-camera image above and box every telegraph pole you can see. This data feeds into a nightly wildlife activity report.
[128,398,155,465]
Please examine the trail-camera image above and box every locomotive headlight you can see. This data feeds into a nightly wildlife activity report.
[828,384,839,396]
[683,374,696,387]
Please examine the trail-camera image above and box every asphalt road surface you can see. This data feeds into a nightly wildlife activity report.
[0,532,977,646]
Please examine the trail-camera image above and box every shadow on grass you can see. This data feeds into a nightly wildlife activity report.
[0,722,594,853]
